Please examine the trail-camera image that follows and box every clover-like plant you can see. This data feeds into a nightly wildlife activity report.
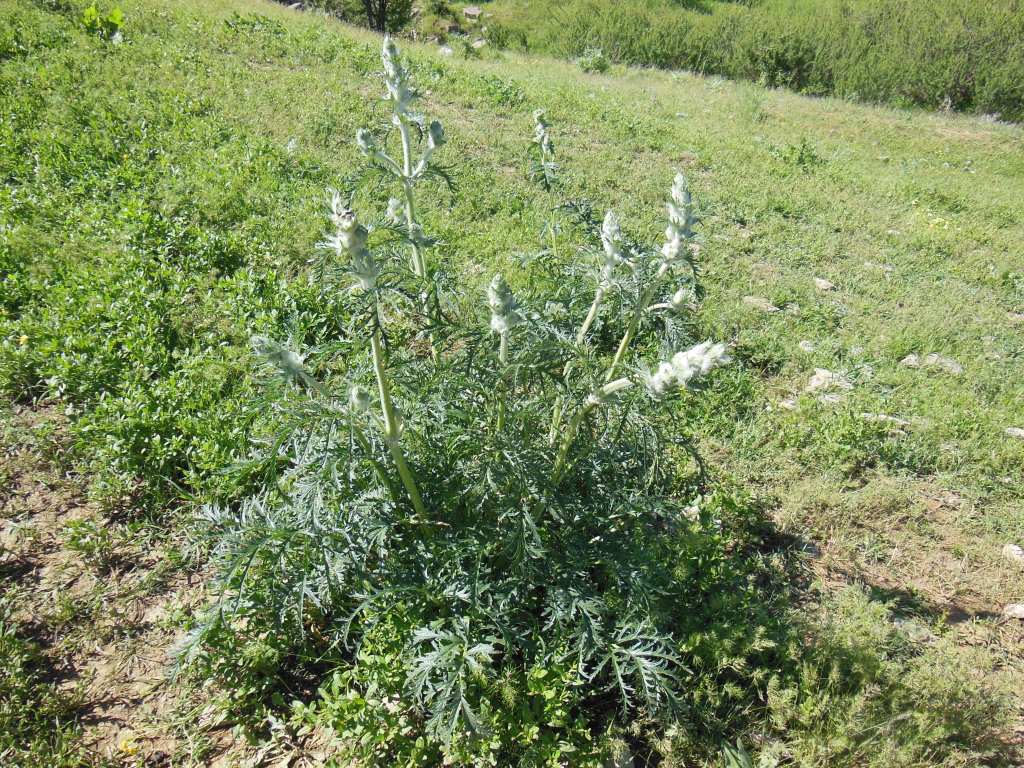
[191,37,741,763]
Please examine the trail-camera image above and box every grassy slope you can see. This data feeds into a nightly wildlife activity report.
[2,0,1023,761]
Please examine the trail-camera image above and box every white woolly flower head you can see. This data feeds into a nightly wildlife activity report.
[381,35,413,117]
[322,206,378,291]
[670,285,696,312]
[642,340,730,398]
[487,274,524,334]
[598,210,629,284]
[660,171,697,266]
[532,109,553,155]
[601,210,623,261]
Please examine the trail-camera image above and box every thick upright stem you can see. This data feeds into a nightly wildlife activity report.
[576,285,605,346]
[551,377,633,483]
[496,330,509,432]
[397,119,427,279]
[369,315,426,518]
[603,263,669,384]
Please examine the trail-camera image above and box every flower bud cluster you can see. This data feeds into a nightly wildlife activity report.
[660,173,698,266]
[487,274,524,334]
[642,340,730,399]
[323,201,378,291]
[599,210,629,286]
[382,35,413,120]
[412,120,446,176]
[532,109,553,157]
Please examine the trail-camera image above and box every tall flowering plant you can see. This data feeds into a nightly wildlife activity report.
[193,37,738,764]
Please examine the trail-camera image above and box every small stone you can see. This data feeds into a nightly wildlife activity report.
[471,38,487,49]
[742,295,780,313]
[900,353,921,368]
[1008,312,1024,324]
[1006,427,1024,440]
[817,393,846,405]
[1003,603,1024,620]
[778,398,798,411]
[1003,543,1024,564]
[814,277,835,291]
[798,340,816,353]
[805,368,853,393]
[784,303,801,316]
[438,44,454,56]
[900,353,962,375]
[922,353,963,375]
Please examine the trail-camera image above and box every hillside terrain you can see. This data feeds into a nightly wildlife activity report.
[2,0,1024,765]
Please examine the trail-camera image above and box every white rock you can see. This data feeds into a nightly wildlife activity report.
[900,353,921,368]
[742,295,780,313]
[814,277,835,291]
[798,340,816,353]
[438,45,454,56]
[1003,543,1024,564]
[805,368,853,393]
[922,353,963,375]
[778,398,798,411]
[472,38,487,49]
[900,353,963,375]
[1006,427,1024,440]
[1003,603,1024,620]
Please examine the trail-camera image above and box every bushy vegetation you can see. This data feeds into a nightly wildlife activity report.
[2,0,1022,764]
[482,0,1024,120]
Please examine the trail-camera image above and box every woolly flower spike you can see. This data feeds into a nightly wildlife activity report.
[381,35,413,119]
[670,285,696,312]
[660,172,698,266]
[413,120,447,176]
[599,210,626,284]
[487,274,524,334]
[641,340,730,399]
[533,109,553,155]
[323,207,379,291]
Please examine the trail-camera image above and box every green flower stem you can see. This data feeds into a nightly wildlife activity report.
[547,394,563,446]
[603,263,669,384]
[369,311,426,518]
[497,330,509,432]
[576,285,605,346]
[397,118,427,279]
[551,377,633,483]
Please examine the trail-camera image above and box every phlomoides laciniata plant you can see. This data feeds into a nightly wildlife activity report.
[188,37,737,757]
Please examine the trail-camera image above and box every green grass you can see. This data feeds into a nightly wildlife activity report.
[471,0,1024,121]
[1,0,1023,763]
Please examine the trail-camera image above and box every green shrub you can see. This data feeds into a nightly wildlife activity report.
[481,0,1024,120]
